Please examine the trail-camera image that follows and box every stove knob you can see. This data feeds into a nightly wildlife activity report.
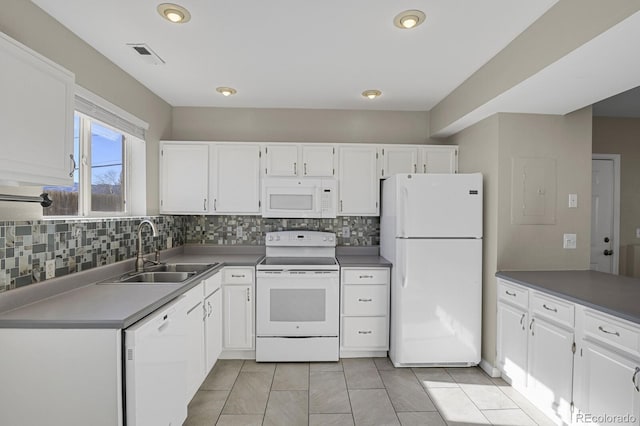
[328,236,334,242]
[276,236,280,241]
[267,235,273,241]
[322,237,327,241]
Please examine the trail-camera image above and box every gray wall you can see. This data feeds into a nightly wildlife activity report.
[0,0,172,217]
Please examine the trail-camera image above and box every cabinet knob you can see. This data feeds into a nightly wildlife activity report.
[604,249,613,256]
[604,237,610,243]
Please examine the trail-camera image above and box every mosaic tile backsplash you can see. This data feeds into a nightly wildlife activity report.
[184,216,380,246]
[0,216,186,293]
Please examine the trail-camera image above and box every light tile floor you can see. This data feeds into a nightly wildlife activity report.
[184,358,555,426]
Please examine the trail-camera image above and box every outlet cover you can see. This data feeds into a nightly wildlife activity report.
[636,228,640,239]
[563,233,577,249]
[568,194,578,208]
[166,236,172,249]
[236,226,243,238]
[342,226,351,238]
[45,260,56,279]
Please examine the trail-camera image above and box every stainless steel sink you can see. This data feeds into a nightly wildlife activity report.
[144,263,218,274]
[118,271,195,283]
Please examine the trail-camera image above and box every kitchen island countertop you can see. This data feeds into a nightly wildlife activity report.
[496,270,640,325]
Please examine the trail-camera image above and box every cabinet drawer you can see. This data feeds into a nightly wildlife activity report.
[342,317,387,349]
[497,279,529,309]
[343,285,387,316]
[223,268,253,284]
[343,268,389,285]
[584,309,640,355]
[531,292,574,328]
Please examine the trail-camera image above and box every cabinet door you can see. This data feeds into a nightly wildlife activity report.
[380,146,418,178]
[211,144,261,214]
[420,146,458,174]
[222,285,254,350]
[574,341,640,425]
[0,32,75,186]
[497,302,529,390]
[205,289,222,372]
[264,145,298,176]
[160,143,209,214]
[302,145,335,177]
[184,292,205,400]
[338,146,379,216]
[527,317,574,423]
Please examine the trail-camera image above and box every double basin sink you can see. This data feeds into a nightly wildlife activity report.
[100,263,218,284]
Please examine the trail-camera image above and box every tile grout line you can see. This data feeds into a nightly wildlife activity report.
[216,360,246,425]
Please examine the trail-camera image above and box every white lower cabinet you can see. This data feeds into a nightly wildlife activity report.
[497,300,528,389]
[183,282,206,401]
[340,267,389,357]
[221,267,255,356]
[204,286,223,372]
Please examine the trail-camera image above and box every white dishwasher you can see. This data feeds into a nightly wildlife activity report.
[125,295,188,426]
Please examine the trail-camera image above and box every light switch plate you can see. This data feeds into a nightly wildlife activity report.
[636,228,640,239]
[45,259,56,279]
[568,194,578,208]
[342,226,351,238]
[166,236,172,249]
[563,233,577,249]
[236,226,243,238]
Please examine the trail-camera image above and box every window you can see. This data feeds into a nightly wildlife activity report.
[44,113,129,216]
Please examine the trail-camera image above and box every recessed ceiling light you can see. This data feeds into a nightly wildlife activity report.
[157,3,191,24]
[216,87,237,97]
[393,10,426,29]
[362,90,382,100]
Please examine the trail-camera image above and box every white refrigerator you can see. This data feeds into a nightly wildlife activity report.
[381,173,483,367]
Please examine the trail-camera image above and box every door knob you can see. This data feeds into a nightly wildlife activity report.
[604,249,613,256]
[604,237,610,243]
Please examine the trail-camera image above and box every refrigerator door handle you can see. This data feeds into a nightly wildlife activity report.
[399,242,408,288]
[400,186,409,237]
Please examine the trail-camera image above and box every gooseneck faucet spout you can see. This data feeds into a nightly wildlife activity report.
[136,219,158,272]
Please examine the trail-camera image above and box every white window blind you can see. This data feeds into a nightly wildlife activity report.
[75,96,146,140]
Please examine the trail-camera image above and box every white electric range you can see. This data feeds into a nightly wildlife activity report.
[255,231,339,362]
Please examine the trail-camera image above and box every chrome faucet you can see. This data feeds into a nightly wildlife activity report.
[136,219,158,272]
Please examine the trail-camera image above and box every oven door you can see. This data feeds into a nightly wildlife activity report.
[256,270,339,336]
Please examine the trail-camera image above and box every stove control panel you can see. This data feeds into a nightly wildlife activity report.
[265,231,336,247]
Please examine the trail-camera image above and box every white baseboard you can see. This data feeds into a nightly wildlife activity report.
[218,350,256,360]
[479,358,501,377]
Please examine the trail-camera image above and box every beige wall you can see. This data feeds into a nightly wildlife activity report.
[430,1,640,135]
[497,109,593,272]
[0,0,172,217]
[172,107,431,144]
[593,116,640,273]
[447,115,500,367]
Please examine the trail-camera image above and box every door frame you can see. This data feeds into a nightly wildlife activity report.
[592,154,621,274]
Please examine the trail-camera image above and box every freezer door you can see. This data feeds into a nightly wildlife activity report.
[390,239,482,366]
[396,173,482,238]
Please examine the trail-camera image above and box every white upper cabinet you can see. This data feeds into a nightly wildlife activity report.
[301,145,335,177]
[211,143,261,214]
[264,144,298,176]
[380,146,418,178]
[338,146,379,216]
[263,144,335,177]
[420,146,458,173]
[159,142,209,214]
[0,32,75,186]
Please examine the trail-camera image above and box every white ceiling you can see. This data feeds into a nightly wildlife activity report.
[31,0,557,111]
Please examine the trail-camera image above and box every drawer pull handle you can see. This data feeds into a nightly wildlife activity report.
[358,298,373,302]
[542,304,558,313]
[633,367,640,392]
[359,275,374,279]
[598,326,620,337]
[505,290,516,297]
[231,274,245,278]
[358,330,372,335]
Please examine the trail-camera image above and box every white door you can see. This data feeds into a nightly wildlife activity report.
[420,146,458,174]
[160,143,209,213]
[205,289,222,372]
[211,144,261,214]
[527,317,574,423]
[222,285,253,350]
[497,302,528,389]
[390,238,482,366]
[381,147,418,178]
[393,173,483,238]
[591,159,615,273]
[338,146,379,215]
[264,144,298,176]
[302,145,335,177]
[574,341,640,425]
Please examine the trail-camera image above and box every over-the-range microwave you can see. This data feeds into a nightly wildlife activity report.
[261,177,337,218]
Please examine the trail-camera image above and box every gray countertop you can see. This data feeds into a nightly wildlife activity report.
[337,255,392,267]
[0,247,263,329]
[496,270,640,325]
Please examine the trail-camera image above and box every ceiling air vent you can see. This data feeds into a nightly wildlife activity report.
[127,43,165,65]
